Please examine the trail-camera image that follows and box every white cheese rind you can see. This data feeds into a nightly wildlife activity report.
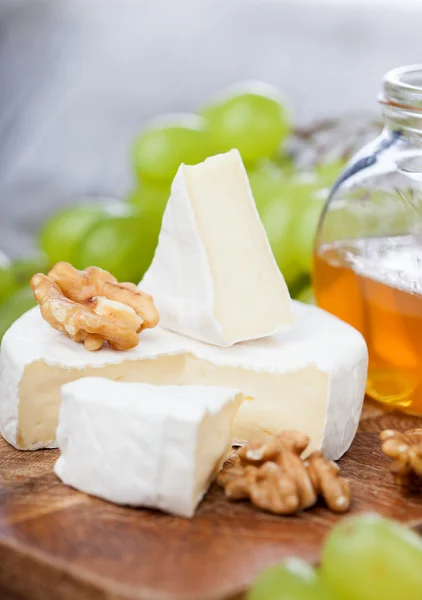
[0,301,368,458]
[54,379,242,517]
[140,149,293,346]
[140,161,222,344]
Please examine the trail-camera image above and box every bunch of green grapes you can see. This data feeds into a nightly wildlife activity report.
[129,84,345,301]
[0,82,346,340]
[248,514,422,600]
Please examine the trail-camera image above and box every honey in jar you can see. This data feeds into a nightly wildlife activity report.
[313,235,422,414]
[313,65,422,414]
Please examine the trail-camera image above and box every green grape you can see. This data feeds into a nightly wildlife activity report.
[248,558,333,600]
[128,185,167,240]
[127,184,168,277]
[248,167,318,219]
[295,284,315,305]
[247,160,286,215]
[320,513,422,600]
[257,175,324,280]
[282,174,321,211]
[0,287,36,341]
[75,209,155,283]
[39,203,110,265]
[128,182,169,212]
[11,253,50,286]
[293,197,326,273]
[132,115,209,183]
[261,200,304,288]
[202,83,291,164]
[0,267,17,304]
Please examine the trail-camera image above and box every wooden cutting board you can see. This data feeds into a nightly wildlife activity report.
[0,400,421,600]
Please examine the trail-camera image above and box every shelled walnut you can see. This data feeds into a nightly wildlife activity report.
[217,431,351,515]
[30,262,159,351]
[380,429,422,490]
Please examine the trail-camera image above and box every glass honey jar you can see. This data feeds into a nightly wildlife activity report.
[313,65,422,415]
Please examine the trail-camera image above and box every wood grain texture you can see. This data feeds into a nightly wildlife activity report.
[0,401,421,600]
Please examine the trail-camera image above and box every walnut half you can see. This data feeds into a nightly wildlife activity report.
[48,262,159,331]
[30,262,159,351]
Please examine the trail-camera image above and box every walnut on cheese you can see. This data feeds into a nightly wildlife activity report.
[30,262,159,351]
[217,430,351,515]
[49,262,159,330]
[380,428,422,490]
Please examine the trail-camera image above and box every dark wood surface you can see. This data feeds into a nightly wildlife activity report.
[0,400,421,600]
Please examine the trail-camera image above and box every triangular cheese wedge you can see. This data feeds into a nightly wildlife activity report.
[140,149,293,346]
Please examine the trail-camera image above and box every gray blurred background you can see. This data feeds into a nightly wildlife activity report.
[0,0,421,256]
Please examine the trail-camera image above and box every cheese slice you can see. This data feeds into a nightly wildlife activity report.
[139,149,293,346]
[0,301,367,459]
[54,379,242,517]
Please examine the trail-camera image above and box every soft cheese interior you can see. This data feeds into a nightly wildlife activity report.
[55,379,242,517]
[0,301,368,459]
[140,149,293,346]
[183,151,292,343]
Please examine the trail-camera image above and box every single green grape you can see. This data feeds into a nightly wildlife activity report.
[248,167,318,221]
[11,253,50,286]
[257,174,324,278]
[202,83,291,164]
[247,159,286,215]
[261,199,304,288]
[128,182,169,213]
[293,197,326,273]
[39,203,110,265]
[248,558,333,600]
[132,115,209,183]
[282,174,321,212]
[127,182,169,275]
[0,287,36,341]
[320,513,422,600]
[75,209,155,283]
[0,267,17,304]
